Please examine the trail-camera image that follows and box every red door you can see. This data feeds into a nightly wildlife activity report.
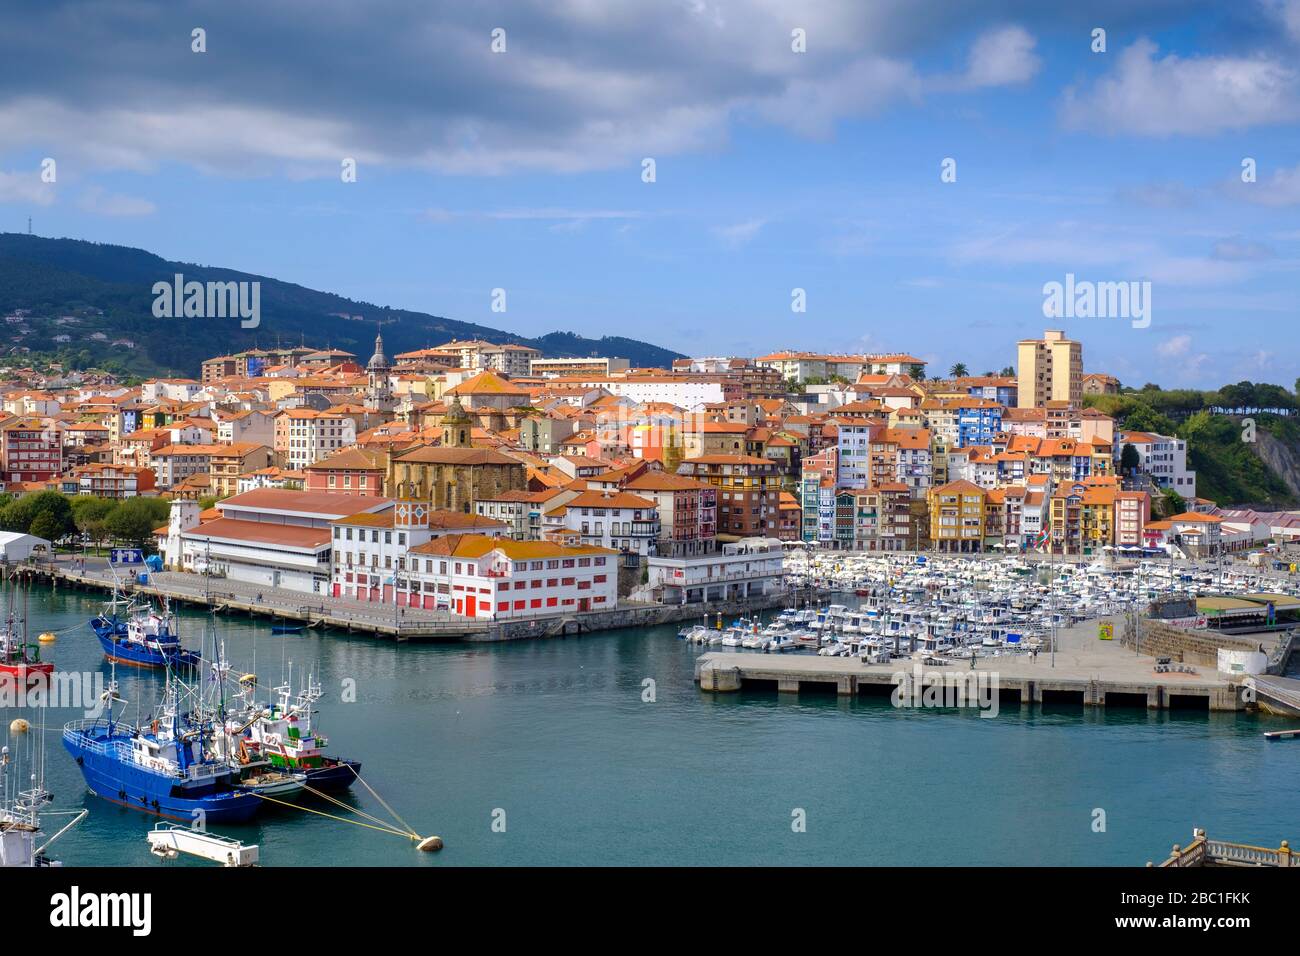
[423,596,434,610]
[466,595,477,617]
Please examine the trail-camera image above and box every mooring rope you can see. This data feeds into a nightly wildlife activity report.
[344,763,419,838]
[250,791,415,840]
[297,779,417,837]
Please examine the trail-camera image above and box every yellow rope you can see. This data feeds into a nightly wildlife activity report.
[251,792,415,840]
[298,781,416,836]
[344,765,419,838]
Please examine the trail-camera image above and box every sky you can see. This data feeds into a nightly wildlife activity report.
[0,0,1297,389]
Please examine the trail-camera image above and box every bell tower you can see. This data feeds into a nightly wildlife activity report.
[442,397,472,448]
[366,325,392,410]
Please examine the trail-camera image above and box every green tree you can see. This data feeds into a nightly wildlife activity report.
[0,490,73,539]
[948,363,968,378]
[1120,443,1140,475]
[29,510,66,545]
[908,364,926,381]
[72,496,116,549]
[1160,487,1186,516]
[105,497,170,548]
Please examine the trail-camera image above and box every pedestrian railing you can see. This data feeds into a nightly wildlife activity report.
[1155,829,1295,867]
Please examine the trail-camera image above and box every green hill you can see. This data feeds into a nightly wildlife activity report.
[1086,383,1300,508]
[0,233,684,376]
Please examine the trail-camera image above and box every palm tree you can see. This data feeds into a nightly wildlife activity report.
[948,362,968,378]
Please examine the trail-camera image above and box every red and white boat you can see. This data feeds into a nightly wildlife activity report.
[0,609,53,688]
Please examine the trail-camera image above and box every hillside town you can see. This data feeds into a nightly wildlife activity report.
[0,326,1291,624]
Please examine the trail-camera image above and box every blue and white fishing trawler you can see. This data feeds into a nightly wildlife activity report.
[62,674,258,824]
[91,595,201,670]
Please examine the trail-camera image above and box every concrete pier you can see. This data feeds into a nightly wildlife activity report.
[1249,675,1300,716]
[694,653,1245,710]
[694,619,1249,711]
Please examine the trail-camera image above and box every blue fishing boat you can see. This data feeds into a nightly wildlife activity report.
[62,675,259,824]
[91,597,201,670]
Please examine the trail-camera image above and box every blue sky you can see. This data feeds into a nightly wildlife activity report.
[1,1,1297,388]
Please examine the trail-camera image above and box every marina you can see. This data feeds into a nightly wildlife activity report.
[0,581,1296,867]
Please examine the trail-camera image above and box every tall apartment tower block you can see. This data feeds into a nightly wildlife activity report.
[1017,329,1082,408]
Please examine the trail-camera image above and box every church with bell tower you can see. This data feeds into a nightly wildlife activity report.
[366,327,393,411]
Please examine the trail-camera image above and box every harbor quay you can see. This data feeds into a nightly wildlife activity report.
[695,618,1249,711]
[16,554,808,642]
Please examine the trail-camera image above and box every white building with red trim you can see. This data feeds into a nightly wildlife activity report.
[404,535,618,617]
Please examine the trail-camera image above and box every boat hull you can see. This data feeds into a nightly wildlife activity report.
[62,729,259,825]
[302,759,361,791]
[93,624,201,670]
[0,661,54,685]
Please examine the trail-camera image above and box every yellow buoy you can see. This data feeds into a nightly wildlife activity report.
[416,835,444,852]
[9,718,30,735]
[38,632,57,644]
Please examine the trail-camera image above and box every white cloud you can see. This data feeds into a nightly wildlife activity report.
[1060,39,1300,136]
[0,3,1060,177]
[962,26,1041,88]
[712,218,766,246]
[949,224,1259,288]
[77,186,155,217]
[1277,0,1300,41]
[1157,334,1191,358]
[1229,162,1300,207]
[422,207,644,223]
[1211,237,1275,261]
[0,168,55,205]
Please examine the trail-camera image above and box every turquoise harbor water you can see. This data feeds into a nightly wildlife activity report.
[9,587,1300,867]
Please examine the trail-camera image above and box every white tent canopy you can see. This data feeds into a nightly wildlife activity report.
[0,531,52,562]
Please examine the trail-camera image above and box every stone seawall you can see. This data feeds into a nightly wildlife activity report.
[1126,619,1261,667]
[478,591,804,642]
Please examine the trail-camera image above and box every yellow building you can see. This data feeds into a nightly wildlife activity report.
[927,479,986,553]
